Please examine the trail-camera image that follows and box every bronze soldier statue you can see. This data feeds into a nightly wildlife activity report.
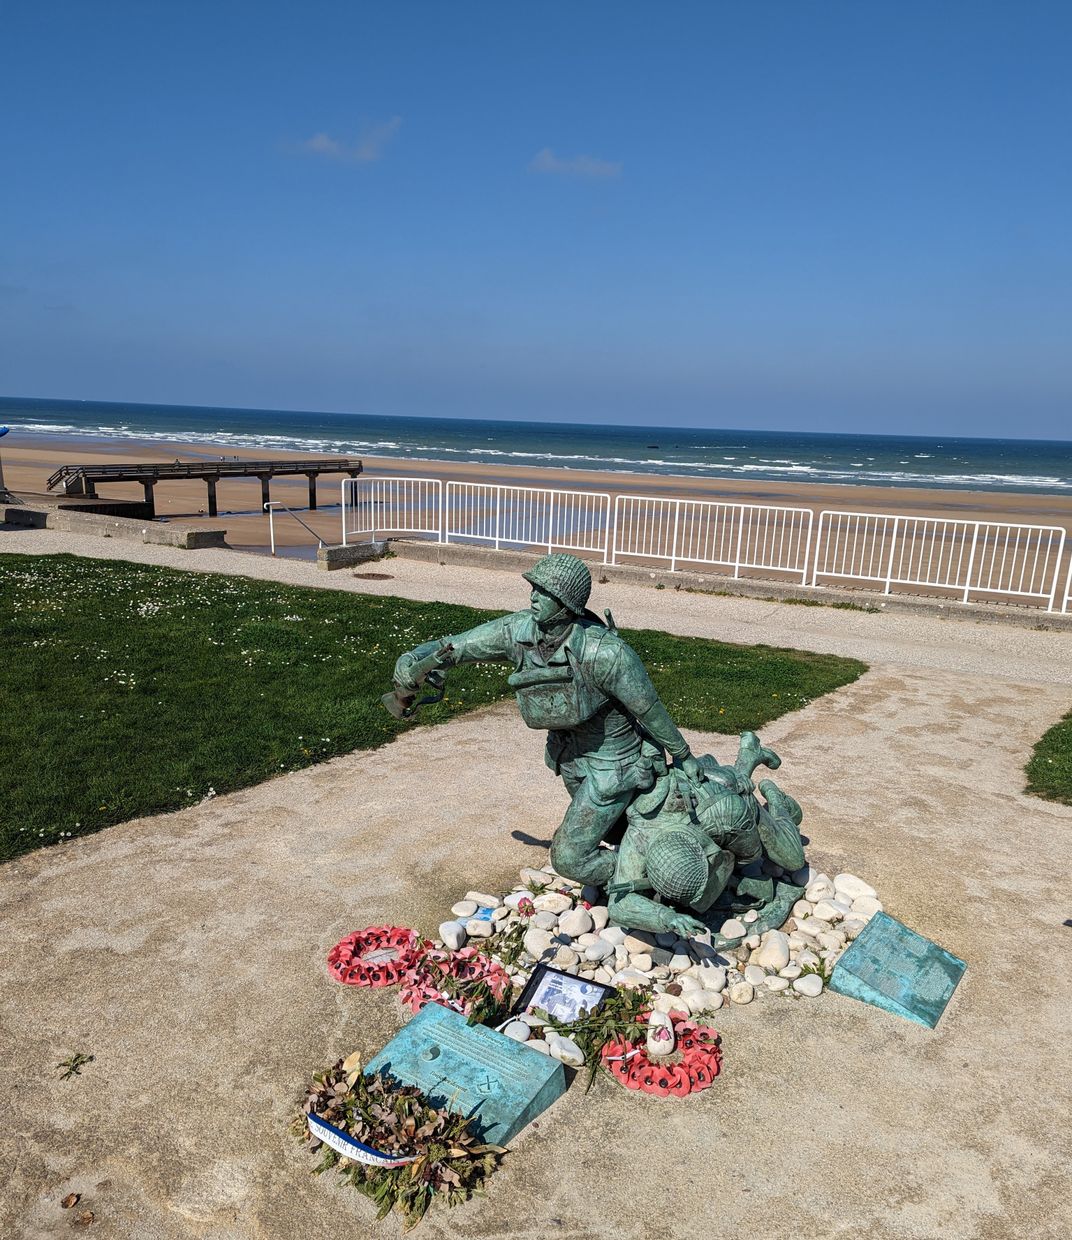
[390,552,752,889]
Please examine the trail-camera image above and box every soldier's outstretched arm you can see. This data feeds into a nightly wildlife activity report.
[393,615,515,690]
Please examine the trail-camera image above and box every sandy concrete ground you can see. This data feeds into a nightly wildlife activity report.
[2,533,1072,1238]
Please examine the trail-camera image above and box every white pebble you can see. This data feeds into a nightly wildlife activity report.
[465,891,502,909]
[852,896,884,917]
[743,965,767,986]
[451,900,479,918]
[502,1020,530,1042]
[720,918,747,940]
[764,975,790,992]
[599,925,627,946]
[466,918,494,939]
[533,891,573,914]
[834,873,877,902]
[560,907,594,937]
[793,974,824,998]
[652,992,691,1016]
[439,920,467,951]
[751,930,790,971]
[589,905,610,931]
[729,981,755,1005]
[742,909,759,924]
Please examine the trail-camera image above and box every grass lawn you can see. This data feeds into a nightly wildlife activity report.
[1,554,867,861]
[1025,708,1072,805]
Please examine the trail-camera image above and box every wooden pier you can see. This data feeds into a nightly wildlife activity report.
[46,458,362,517]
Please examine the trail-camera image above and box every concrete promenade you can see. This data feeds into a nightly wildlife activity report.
[2,531,1071,1238]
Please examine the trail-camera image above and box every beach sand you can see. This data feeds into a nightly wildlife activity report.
[5,429,1072,555]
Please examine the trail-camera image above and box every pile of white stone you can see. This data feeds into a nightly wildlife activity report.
[434,863,883,1061]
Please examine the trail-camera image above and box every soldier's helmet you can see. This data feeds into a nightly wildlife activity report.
[646,826,711,906]
[522,553,592,615]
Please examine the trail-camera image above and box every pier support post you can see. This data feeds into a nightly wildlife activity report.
[260,477,271,510]
[142,480,156,516]
[307,473,318,510]
[206,479,218,518]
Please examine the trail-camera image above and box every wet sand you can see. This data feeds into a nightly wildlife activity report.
[5,429,1072,554]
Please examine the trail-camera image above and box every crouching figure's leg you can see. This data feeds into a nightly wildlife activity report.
[550,778,633,887]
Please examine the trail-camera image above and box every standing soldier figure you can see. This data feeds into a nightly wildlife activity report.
[391,553,747,887]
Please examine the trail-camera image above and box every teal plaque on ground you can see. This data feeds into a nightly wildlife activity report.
[365,1003,567,1146]
[829,912,966,1028]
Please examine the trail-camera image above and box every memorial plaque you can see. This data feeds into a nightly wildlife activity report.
[829,911,966,1028]
[365,1003,567,1145]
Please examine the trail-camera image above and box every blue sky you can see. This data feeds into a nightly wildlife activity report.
[1,1,1069,437]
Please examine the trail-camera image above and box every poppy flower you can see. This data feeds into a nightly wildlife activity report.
[667,1066,692,1097]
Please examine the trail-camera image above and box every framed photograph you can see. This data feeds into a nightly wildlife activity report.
[513,964,615,1024]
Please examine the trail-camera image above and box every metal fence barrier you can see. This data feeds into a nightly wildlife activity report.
[341,477,442,545]
[339,478,1072,612]
[610,495,814,582]
[812,510,1067,609]
[444,482,612,561]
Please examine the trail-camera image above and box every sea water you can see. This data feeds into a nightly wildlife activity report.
[3,395,1070,494]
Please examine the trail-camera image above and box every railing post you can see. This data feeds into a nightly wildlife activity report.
[495,485,502,551]
[961,523,981,605]
[340,479,348,546]
[603,494,613,565]
[883,517,901,595]
[264,502,277,556]
[732,506,745,580]
[670,500,681,573]
[436,480,444,544]
[548,488,556,554]
[610,497,621,565]
[800,510,814,585]
[811,513,825,586]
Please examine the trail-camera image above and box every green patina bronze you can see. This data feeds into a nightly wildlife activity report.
[388,553,806,946]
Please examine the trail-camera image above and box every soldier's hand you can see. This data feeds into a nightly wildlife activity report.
[392,652,420,692]
[678,753,704,783]
[666,911,709,939]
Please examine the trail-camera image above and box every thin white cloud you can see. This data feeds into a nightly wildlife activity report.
[301,117,402,164]
[529,147,622,179]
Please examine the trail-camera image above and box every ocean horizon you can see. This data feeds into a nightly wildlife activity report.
[3,395,1072,495]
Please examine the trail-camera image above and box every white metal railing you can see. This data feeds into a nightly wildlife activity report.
[264,501,323,556]
[341,477,442,545]
[812,510,1067,609]
[444,482,612,561]
[610,495,814,583]
[336,476,1072,612]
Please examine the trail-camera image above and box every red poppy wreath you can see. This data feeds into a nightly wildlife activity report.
[600,1015,723,1097]
[327,926,427,987]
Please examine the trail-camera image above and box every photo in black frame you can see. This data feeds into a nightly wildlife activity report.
[513,964,616,1024]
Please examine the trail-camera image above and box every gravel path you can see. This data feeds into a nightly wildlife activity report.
[4,527,1072,686]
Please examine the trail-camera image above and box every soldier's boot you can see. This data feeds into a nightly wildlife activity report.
[758,778,802,827]
[734,731,781,782]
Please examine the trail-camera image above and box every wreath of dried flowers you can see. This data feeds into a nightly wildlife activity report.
[328,926,427,987]
[295,1054,504,1230]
